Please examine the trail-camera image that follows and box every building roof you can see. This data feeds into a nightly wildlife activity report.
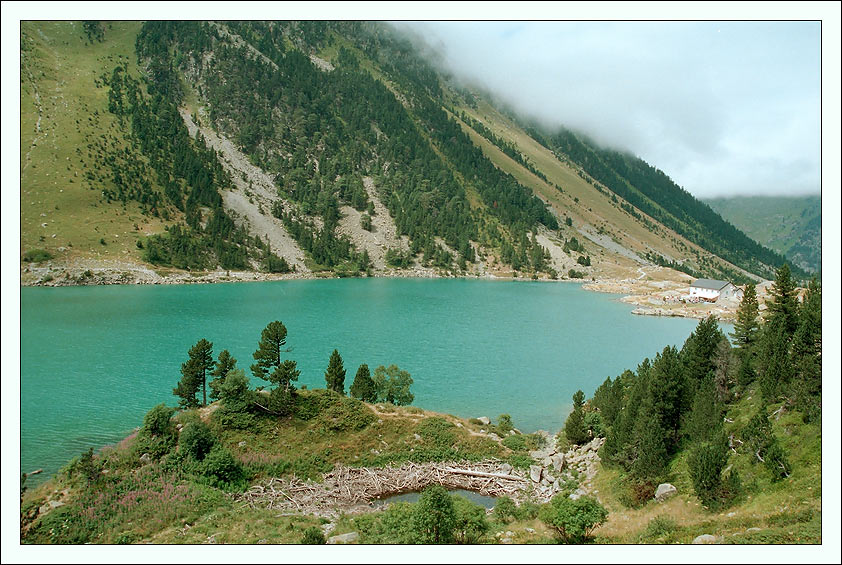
[690,278,731,290]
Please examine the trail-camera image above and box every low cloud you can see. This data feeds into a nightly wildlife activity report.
[393,21,821,200]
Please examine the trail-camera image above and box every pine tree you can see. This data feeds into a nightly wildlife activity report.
[767,263,799,336]
[681,315,724,385]
[209,349,237,401]
[324,349,347,395]
[686,375,722,443]
[349,363,376,402]
[251,321,299,414]
[757,316,794,403]
[730,283,760,358]
[648,345,688,454]
[791,277,821,419]
[630,397,668,484]
[564,390,589,445]
[688,431,730,507]
[173,338,214,408]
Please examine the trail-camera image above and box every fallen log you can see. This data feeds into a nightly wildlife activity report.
[443,467,528,482]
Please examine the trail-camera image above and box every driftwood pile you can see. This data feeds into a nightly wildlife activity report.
[237,460,530,517]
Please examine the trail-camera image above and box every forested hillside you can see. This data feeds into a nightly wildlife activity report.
[21,20,799,282]
[704,196,821,274]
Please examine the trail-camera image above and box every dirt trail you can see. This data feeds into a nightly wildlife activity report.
[179,109,309,272]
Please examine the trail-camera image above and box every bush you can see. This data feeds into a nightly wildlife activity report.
[416,417,456,448]
[496,414,514,435]
[688,433,729,507]
[451,495,489,544]
[412,485,456,543]
[301,527,326,544]
[179,421,216,461]
[22,249,53,263]
[135,404,177,458]
[539,494,608,543]
[198,444,246,490]
[493,496,518,524]
[639,515,678,542]
[502,434,527,452]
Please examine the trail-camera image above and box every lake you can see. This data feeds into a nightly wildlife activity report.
[20,278,718,482]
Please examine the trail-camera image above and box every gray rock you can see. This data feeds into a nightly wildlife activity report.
[692,534,718,544]
[542,456,553,467]
[237,440,247,448]
[327,532,359,544]
[654,483,677,502]
[500,463,513,474]
[476,416,491,426]
[746,527,762,533]
[413,433,422,441]
[551,454,566,472]
[500,537,513,544]
[49,500,65,509]
[508,430,516,436]
[525,527,535,534]
[488,432,501,441]
[529,465,543,483]
[545,474,556,483]
[568,492,581,500]
[139,453,152,464]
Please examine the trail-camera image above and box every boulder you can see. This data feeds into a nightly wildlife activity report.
[542,456,553,467]
[327,532,359,544]
[487,432,501,441]
[692,534,718,544]
[551,454,566,472]
[529,465,543,483]
[139,453,152,464]
[476,416,491,426]
[654,483,677,502]
[500,463,513,474]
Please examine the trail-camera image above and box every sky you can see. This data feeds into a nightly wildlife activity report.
[393,21,822,200]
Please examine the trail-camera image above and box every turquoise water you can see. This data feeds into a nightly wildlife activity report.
[20,278,714,482]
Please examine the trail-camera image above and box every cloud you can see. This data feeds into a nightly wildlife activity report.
[392,21,821,199]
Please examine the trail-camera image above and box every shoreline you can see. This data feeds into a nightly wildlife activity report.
[19,258,744,322]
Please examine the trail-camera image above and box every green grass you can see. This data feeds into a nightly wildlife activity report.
[20,21,170,263]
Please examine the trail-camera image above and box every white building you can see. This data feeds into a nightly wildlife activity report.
[689,279,744,302]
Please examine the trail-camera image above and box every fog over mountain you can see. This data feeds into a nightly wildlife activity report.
[392,21,821,200]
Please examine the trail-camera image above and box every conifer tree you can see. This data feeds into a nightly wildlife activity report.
[564,390,589,445]
[209,349,237,401]
[173,338,214,408]
[686,375,722,443]
[791,278,821,419]
[648,345,688,454]
[767,263,799,335]
[349,363,376,402]
[251,321,299,415]
[681,315,724,386]
[629,397,668,484]
[324,349,347,395]
[730,283,760,357]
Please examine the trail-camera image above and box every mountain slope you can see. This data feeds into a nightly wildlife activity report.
[20,20,798,284]
[704,196,821,273]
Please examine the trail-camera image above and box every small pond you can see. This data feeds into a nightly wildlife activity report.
[371,488,498,509]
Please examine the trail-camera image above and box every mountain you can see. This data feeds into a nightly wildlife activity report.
[703,196,821,274]
[20,21,801,284]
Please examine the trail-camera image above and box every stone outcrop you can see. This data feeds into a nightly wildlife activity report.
[327,532,359,544]
[654,483,677,502]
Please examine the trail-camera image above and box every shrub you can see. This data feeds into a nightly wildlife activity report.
[416,417,456,448]
[198,444,246,490]
[493,496,518,524]
[301,527,326,544]
[22,249,53,263]
[179,421,216,461]
[539,494,608,543]
[134,404,177,458]
[502,434,527,452]
[451,495,489,544]
[496,414,514,435]
[639,515,678,542]
[412,485,456,543]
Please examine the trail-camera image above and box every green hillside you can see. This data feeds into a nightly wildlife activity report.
[704,196,821,274]
[20,20,798,283]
